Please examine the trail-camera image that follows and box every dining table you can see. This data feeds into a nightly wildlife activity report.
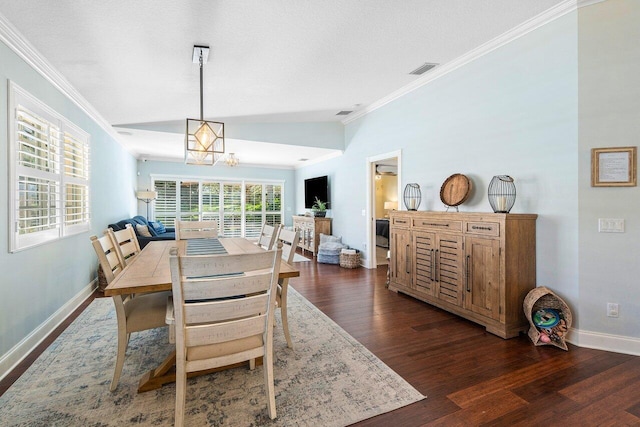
[104,237,300,393]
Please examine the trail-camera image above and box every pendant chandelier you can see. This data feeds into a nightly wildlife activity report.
[185,45,225,165]
[225,153,239,167]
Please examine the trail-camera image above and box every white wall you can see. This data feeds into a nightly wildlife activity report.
[0,40,138,373]
[577,0,640,347]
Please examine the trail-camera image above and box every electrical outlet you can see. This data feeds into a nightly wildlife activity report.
[607,303,619,318]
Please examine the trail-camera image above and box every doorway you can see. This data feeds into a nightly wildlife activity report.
[365,150,401,269]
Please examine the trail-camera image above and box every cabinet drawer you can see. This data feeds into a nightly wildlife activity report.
[412,218,462,232]
[465,221,500,237]
[391,216,411,227]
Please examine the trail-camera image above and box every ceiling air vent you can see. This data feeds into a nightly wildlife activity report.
[409,62,438,75]
[336,110,353,116]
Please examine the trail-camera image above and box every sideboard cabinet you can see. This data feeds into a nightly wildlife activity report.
[292,216,332,256]
[389,211,537,339]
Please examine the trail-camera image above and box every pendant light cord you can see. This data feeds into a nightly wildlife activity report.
[199,50,204,121]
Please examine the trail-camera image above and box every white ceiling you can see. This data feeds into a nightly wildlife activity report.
[0,0,564,167]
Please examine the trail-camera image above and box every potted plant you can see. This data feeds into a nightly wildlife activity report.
[312,197,327,217]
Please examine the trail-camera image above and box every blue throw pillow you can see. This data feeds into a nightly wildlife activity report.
[149,221,166,234]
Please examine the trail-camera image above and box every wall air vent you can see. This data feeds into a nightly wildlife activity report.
[336,110,353,116]
[409,62,439,75]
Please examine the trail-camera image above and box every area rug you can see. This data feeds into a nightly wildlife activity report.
[292,253,311,262]
[0,288,424,426]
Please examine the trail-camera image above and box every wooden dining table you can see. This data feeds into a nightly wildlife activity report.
[104,237,300,392]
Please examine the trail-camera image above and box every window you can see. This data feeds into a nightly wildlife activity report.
[152,177,283,238]
[9,82,90,252]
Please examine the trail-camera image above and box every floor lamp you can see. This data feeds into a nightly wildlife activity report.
[136,190,158,219]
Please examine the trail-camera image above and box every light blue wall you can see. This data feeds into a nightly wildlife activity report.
[136,160,296,225]
[0,41,137,357]
[578,0,640,338]
[298,14,581,322]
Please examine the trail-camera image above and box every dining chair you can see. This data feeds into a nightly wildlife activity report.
[169,246,282,426]
[175,220,218,240]
[275,228,301,349]
[90,234,169,392]
[106,224,141,267]
[256,223,281,250]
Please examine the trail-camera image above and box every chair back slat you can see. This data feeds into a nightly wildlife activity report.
[182,272,272,301]
[278,228,301,263]
[185,314,267,347]
[176,220,218,240]
[107,224,141,266]
[256,223,281,250]
[184,294,269,325]
[90,234,125,284]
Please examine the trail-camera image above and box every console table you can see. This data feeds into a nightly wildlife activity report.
[292,215,332,256]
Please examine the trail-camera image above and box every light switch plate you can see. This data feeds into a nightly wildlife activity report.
[598,218,625,233]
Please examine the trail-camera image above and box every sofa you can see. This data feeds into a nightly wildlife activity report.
[108,215,175,248]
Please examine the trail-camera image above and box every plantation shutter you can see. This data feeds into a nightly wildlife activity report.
[244,183,263,238]
[222,183,242,237]
[265,184,282,227]
[11,85,91,252]
[154,180,177,227]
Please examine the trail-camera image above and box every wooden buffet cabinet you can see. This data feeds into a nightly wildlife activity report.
[388,211,537,338]
[292,215,332,256]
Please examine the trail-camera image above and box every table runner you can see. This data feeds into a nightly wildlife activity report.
[185,238,228,255]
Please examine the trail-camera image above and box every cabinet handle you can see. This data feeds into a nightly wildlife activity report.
[471,225,492,231]
[405,244,411,274]
[430,249,435,281]
[422,222,449,227]
[435,249,439,282]
[466,255,471,292]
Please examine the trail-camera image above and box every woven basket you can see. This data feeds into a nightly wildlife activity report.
[339,251,360,269]
[97,265,109,293]
[523,286,572,351]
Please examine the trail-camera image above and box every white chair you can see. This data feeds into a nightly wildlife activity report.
[175,220,218,240]
[169,247,282,426]
[256,223,281,250]
[90,234,169,392]
[275,228,300,349]
[106,224,141,266]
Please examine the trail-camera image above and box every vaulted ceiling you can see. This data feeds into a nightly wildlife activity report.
[0,0,564,166]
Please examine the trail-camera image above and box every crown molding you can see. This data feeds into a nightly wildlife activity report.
[0,12,127,151]
[343,0,582,125]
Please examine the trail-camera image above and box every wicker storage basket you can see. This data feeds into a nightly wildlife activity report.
[523,286,572,350]
[339,250,360,269]
[97,265,109,293]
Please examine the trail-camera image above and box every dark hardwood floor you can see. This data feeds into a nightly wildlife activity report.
[3,258,640,425]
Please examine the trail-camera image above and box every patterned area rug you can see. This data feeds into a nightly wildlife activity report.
[0,288,424,426]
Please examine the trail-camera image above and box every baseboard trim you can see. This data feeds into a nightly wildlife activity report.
[567,328,640,356]
[0,280,97,381]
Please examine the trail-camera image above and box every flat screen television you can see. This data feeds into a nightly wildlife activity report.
[304,175,330,209]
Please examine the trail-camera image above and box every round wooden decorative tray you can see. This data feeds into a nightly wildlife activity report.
[440,173,472,207]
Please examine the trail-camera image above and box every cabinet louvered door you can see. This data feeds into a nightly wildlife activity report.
[464,237,501,320]
[390,228,412,288]
[413,231,436,296]
[435,234,463,306]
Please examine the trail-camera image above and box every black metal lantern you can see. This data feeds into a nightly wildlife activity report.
[403,183,421,211]
[488,175,516,213]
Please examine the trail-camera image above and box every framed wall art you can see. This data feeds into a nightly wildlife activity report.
[591,146,637,187]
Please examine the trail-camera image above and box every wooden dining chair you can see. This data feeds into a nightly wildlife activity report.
[90,234,169,392]
[175,220,218,240]
[106,224,141,266]
[275,228,301,349]
[169,246,282,426]
[256,223,281,250]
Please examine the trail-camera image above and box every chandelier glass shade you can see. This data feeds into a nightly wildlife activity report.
[185,45,225,165]
[225,152,239,167]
